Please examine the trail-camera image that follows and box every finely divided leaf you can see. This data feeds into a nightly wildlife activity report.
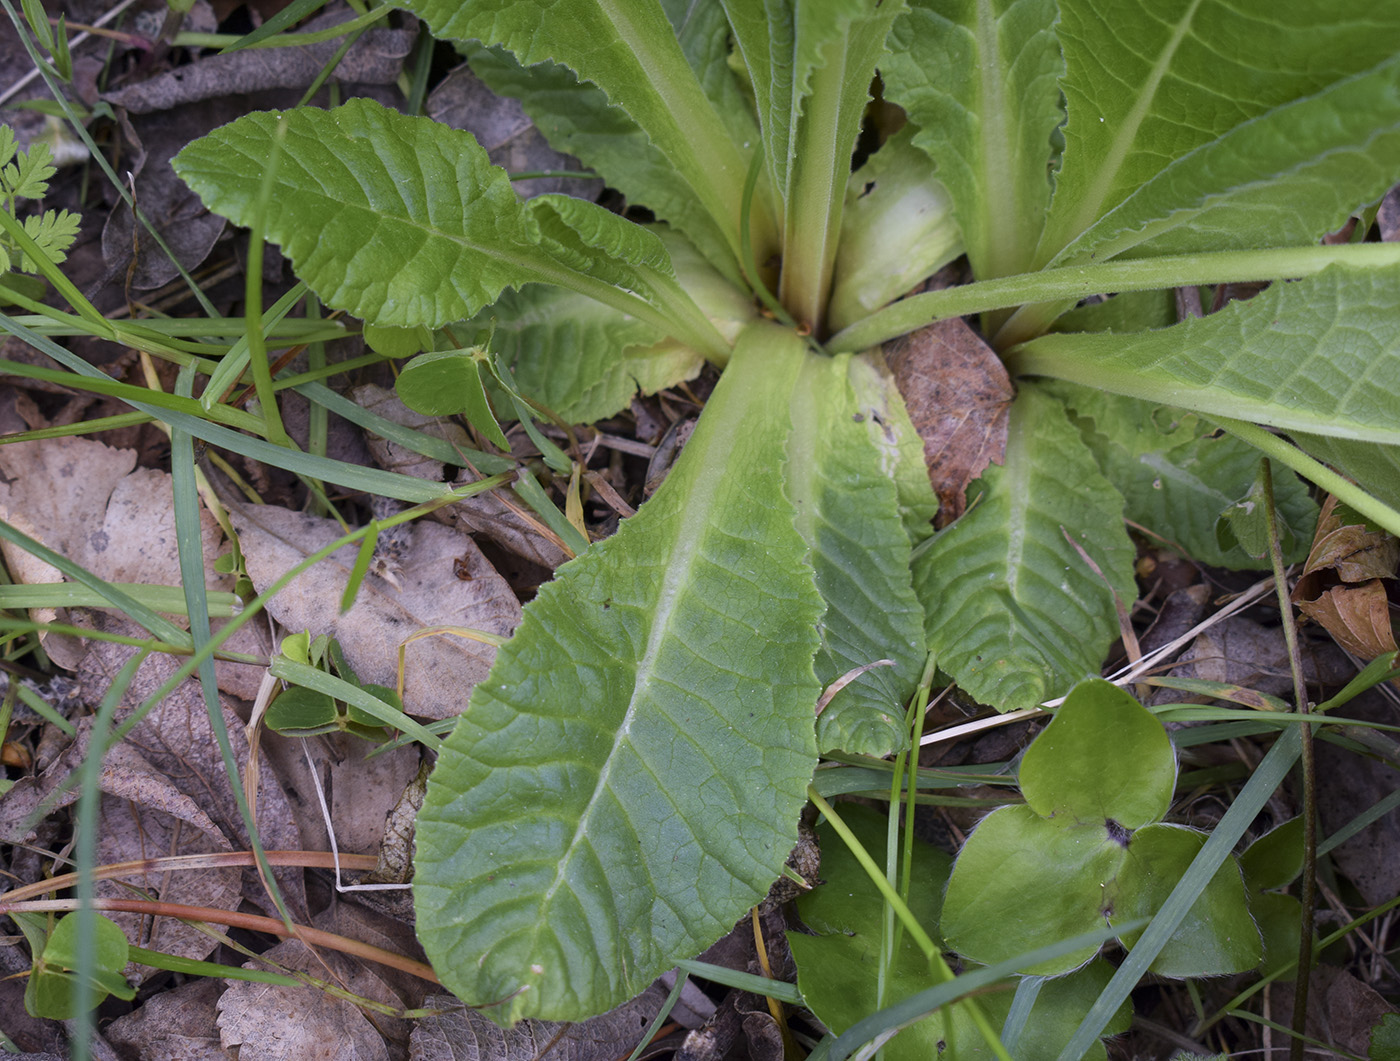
[1038,0,1400,266]
[413,323,823,1023]
[914,385,1136,712]
[1010,264,1400,447]
[882,0,1062,281]
[786,352,929,757]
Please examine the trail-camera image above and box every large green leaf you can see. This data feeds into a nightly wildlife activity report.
[787,352,929,757]
[461,43,742,283]
[1293,433,1400,514]
[413,323,823,1023]
[913,385,1136,712]
[1010,264,1400,446]
[1036,0,1400,266]
[1061,54,1400,265]
[174,99,717,352]
[1047,383,1318,568]
[404,0,760,264]
[882,0,1062,281]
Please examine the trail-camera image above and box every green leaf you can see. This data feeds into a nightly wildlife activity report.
[1293,433,1400,513]
[1109,824,1261,977]
[174,99,710,351]
[476,285,684,424]
[1010,264,1400,446]
[913,385,1136,712]
[264,685,339,734]
[405,0,761,264]
[26,913,134,1019]
[413,323,824,1023]
[1370,1013,1400,1061]
[1036,0,1400,267]
[828,127,963,332]
[174,100,538,328]
[789,805,958,1060]
[1020,679,1175,829]
[1058,54,1400,265]
[17,208,80,271]
[787,352,929,757]
[882,0,1062,280]
[461,42,743,283]
[1,136,56,201]
[1048,383,1318,569]
[397,349,512,449]
[943,805,1122,976]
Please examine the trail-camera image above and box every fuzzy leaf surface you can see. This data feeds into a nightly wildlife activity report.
[462,42,741,282]
[413,324,823,1023]
[1037,0,1400,265]
[786,353,929,757]
[406,0,754,259]
[174,100,546,327]
[1048,383,1318,568]
[1010,265,1400,446]
[882,0,1062,280]
[913,385,1136,711]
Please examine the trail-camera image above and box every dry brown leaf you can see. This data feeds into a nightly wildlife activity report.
[105,973,229,1061]
[1292,495,1399,665]
[217,902,427,1061]
[1295,582,1398,658]
[0,434,269,698]
[410,987,668,1061]
[78,621,308,921]
[882,316,1014,526]
[229,503,521,720]
[104,15,414,114]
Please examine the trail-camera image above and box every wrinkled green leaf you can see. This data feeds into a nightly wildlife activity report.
[462,42,743,282]
[1048,383,1318,568]
[1011,264,1400,447]
[414,323,823,1023]
[787,352,929,757]
[1036,0,1400,266]
[882,0,1062,280]
[405,0,759,263]
[914,385,1136,712]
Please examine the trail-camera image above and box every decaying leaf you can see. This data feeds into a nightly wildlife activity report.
[883,316,1014,526]
[105,976,227,1061]
[229,502,521,720]
[1292,495,1399,662]
[410,987,668,1061]
[0,434,268,697]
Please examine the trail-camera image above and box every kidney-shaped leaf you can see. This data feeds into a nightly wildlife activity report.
[1021,679,1175,829]
[413,323,824,1023]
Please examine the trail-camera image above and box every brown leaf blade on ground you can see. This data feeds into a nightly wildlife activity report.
[883,316,1014,527]
[229,503,521,720]
[104,973,228,1061]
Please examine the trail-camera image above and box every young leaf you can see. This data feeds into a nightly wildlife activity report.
[881,0,1063,281]
[787,352,929,757]
[1009,264,1400,449]
[414,323,824,1023]
[913,385,1136,712]
[1035,0,1400,267]
[405,0,764,265]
